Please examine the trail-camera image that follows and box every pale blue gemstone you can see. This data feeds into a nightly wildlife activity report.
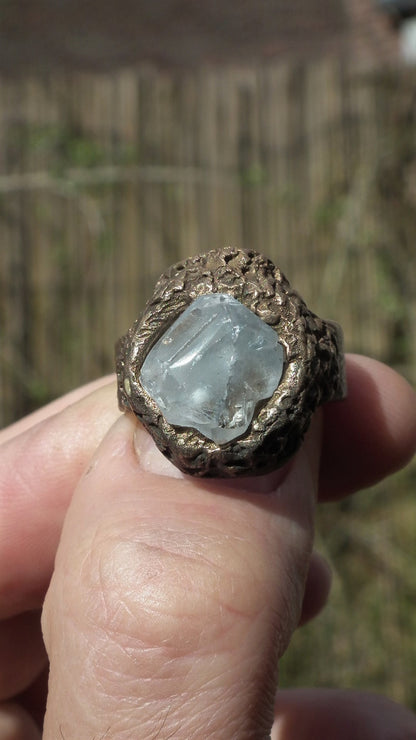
[140,293,285,444]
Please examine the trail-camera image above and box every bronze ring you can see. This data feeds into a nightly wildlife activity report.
[116,247,347,478]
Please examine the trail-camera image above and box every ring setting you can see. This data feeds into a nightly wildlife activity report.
[116,247,346,478]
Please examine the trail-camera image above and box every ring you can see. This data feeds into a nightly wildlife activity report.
[116,247,347,478]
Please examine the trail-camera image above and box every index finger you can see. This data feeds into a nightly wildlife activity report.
[319,354,416,500]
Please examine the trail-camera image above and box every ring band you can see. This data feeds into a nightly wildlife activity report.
[116,248,347,478]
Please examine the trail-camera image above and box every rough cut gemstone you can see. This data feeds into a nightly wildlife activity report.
[140,293,285,444]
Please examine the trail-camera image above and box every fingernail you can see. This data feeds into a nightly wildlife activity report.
[133,420,292,492]
[133,424,185,479]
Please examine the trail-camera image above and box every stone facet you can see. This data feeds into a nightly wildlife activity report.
[140,293,285,444]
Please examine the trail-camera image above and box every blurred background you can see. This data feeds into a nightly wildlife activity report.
[0,0,415,710]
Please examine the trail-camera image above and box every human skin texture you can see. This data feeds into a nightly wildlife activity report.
[0,356,415,738]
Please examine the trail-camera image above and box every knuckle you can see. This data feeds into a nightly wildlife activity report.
[55,512,271,660]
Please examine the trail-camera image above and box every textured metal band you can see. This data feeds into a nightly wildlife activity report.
[116,248,347,478]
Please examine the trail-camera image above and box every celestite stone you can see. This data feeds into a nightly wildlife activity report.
[140,293,285,444]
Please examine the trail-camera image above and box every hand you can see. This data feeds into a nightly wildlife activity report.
[0,355,415,738]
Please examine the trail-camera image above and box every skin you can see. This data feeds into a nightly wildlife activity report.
[0,355,415,738]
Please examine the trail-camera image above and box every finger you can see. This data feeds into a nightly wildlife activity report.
[0,488,327,709]
[16,667,48,733]
[41,414,320,738]
[0,702,40,740]
[320,355,416,500]
[0,381,119,618]
[0,611,46,700]
[298,551,332,626]
[272,688,416,739]
[0,375,115,445]
[2,356,414,619]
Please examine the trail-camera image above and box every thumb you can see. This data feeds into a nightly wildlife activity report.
[42,412,319,739]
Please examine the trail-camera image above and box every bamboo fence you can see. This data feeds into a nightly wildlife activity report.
[0,60,415,424]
